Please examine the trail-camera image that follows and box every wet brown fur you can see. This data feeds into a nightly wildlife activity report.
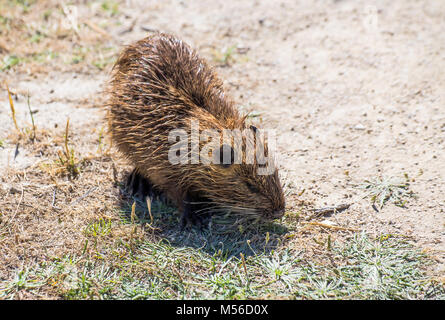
[106,33,285,223]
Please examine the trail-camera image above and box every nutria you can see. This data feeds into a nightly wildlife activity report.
[106,33,285,227]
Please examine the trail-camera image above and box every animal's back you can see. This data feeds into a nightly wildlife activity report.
[108,33,240,129]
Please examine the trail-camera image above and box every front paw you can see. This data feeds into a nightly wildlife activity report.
[125,169,159,202]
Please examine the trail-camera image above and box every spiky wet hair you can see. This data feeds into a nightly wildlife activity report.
[107,33,285,224]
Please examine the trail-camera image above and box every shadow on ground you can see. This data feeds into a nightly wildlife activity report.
[116,182,288,259]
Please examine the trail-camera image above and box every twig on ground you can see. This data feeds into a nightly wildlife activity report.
[118,18,138,35]
[84,21,112,39]
[70,186,98,206]
[51,187,58,209]
[310,203,351,218]
[9,186,24,224]
[13,143,20,161]
[302,221,359,232]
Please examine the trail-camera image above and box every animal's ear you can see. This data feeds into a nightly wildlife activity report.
[217,144,235,167]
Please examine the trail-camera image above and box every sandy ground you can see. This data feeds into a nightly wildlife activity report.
[1,0,444,278]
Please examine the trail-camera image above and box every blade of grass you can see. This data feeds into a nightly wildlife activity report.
[6,82,21,135]
[64,118,70,159]
[26,92,36,142]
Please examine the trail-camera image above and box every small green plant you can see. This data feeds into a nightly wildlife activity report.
[97,127,105,152]
[31,50,58,63]
[0,268,46,299]
[84,218,112,238]
[71,55,84,64]
[221,45,236,65]
[358,174,416,209]
[101,0,119,16]
[0,15,11,27]
[92,46,117,70]
[29,30,46,43]
[212,45,237,66]
[42,9,52,20]
[57,118,80,178]
[5,0,36,13]
[70,46,87,65]
[1,55,20,71]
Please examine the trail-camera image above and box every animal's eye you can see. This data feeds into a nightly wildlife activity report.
[246,181,260,193]
[217,144,235,167]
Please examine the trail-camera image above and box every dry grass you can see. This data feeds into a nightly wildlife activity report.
[0,0,120,76]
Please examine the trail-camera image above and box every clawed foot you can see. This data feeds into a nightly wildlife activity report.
[125,169,164,203]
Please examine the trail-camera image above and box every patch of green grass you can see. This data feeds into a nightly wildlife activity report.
[1,55,21,70]
[71,55,84,65]
[101,0,119,16]
[7,0,37,12]
[220,45,236,65]
[42,9,52,21]
[0,267,47,299]
[92,56,116,70]
[30,50,58,63]
[1,230,442,300]
[29,30,46,43]
[328,233,437,299]
[358,174,417,209]
[61,262,119,299]
[91,46,117,70]
[0,51,58,71]
[96,127,106,153]
[69,46,88,65]
[84,218,112,238]
[212,45,238,66]
[0,15,11,28]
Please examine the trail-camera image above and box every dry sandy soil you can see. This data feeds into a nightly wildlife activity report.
[0,0,444,291]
